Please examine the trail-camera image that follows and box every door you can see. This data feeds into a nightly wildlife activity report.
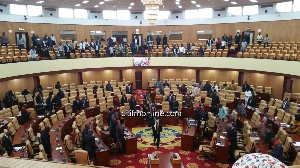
[132,34,143,51]
[242,31,255,45]
[135,70,142,89]
[15,32,30,50]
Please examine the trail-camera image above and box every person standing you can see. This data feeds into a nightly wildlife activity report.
[222,33,228,42]
[116,119,125,154]
[134,36,139,51]
[21,105,31,123]
[206,38,213,51]
[81,124,90,150]
[264,34,270,48]
[240,39,247,52]
[218,104,227,121]
[122,36,127,45]
[126,84,132,94]
[170,96,179,112]
[57,42,64,57]
[120,94,127,106]
[244,88,252,106]
[106,107,114,126]
[41,126,51,159]
[162,34,167,46]
[83,130,97,160]
[1,32,9,46]
[152,117,162,149]
[31,34,37,46]
[178,44,185,57]
[227,35,233,49]
[129,96,137,111]
[72,96,81,113]
[257,32,263,45]
[109,115,118,142]
[165,45,169,57]
[2,131,13,156]
[17,36,25,50]
[156,36,161,48]
[242,81,250,92]
[226,123,237,164]
[234,32,241,45]
[29,46,37,61]
[95,37,101,57]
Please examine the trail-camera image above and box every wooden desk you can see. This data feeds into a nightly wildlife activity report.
[245,107,255,120]
[256,92,270,102]
[148,153,184,168]
[81,117,110,167]
[83,106,100,118]
[215,119,229,164]
[181,119,198,151]
[182,107,194,119]
[124,127,137,155]
[19,100,34,109]
[159,111,179,126]
[50,116,74,163]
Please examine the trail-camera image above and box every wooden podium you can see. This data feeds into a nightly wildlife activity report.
[148,153,183,168]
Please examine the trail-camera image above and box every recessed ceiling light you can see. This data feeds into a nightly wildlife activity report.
[130,3,134,6]
[250,0,258,2]
[224,0,229,1]
[176,0,180,1]
[128,6,132,9]
[36,1,44,3]
[175,2,179,5]
[191,1,196,4]
[196,4,201,7]
[231,1,237,4]
[104,0,109,1]
[75,4,81,6]
[94,5,98,7]
[99,2,104,4]
[178,5,182,8]
[82,1,89,3]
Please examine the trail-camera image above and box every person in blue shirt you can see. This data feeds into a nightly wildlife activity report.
[270,138,284,162]
[130,41,135,56]
[218,104,227,121]
[155,79,162,89]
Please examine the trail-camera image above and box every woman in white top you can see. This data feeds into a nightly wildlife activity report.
[244,88,252,106]
[57,42,64,57]
[240,39,247,52]
[191,85,199,97]
[178,44,185,57]
[221,40,226,50]
[165,46,169,57]
[257,33,263,46]
[191,43,196,56]
[29,46,36,61]
[263,34,269,48]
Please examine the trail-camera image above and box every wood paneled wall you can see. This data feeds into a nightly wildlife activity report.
[142,69,158,89]
[0,77,34,100]
[122,69,135,88]
[1,20,300,45]
[82,70,119,83]
[292,78,300,93]
[39,73,78,88]
[160,69,196,81]
[244,72,284,99]
[199,70,239,83]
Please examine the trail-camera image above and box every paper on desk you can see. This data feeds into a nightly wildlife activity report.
[254,137,260,141]
[293,142,300,147]
[95,138,99,141]
[222,132,227,134]
[56,147,62,150]
[220,135,225,139]
[14,147,23,151]
[216,142,224,146]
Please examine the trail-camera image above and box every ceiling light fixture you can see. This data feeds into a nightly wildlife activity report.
[128,6,132,9]
[191,1,196,4]
[175,2,179,5]
[224,0,229,1]
[82,1,89,3]
[130,3,134,6]
[250,0,258,2]
[142,0,163,25]
[99,2,104,4]
[176,0,180,1]
[94,5,98,7]
[75,4,81,6]
[231,1,237,4]
[196,4,201,7]
[36,1,44,4]
[178,5,182,8]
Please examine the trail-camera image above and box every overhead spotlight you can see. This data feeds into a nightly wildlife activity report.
[176,16,178,18]
[50,13,53,16]
[95,15,97,18]
[218,13,220,16]
[140,20,142,24]
[24,16,27,20]
[265,10,268,13]
[0,9,3,12]
[135,16,137,19]
[247,15,250,20]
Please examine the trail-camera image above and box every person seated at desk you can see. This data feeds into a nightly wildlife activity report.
[116,119,125,154]
[226,123,237,164]
[41,126,51,159]
[72,96,81,113]
[52,95,61,108]
[223,84,229,90]
[21,105,31,123]
[80,96,87,109]
[269,138,284,162]
[180,84,187,94]
[165,93,173,103]
[203,81,211,93]
[2,131,13,156]
[226,109,235,123]
[81,124,90,150]
[83,130,97,161]
[170,96,179,112]
[163,80,170,88]
[281,98,290,111]
[113,95,120,109]
[229,80,236,90]
[21,89,30,95]
[236,101,246,118]
[129,96,137,111]
[120,94,127,106]
[218,104,227,121]
[247,96,256,108]
[155,79,162,89]
[45,93,53,113]
[184,93,193,108]
[106,81,112,91]
[211,92,220,116]
[55,81,61,89]
[292,109,300,134]
[56,89,65,99]
[126,84,133,94]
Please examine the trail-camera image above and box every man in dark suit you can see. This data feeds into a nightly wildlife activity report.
[83,130,97,160]
[41,126,51,158]
[152,117,162,149]
[116,119,125,154]
[81,124,90,150]
[165,93,172,103]
[55,81,61,89]
[281,98,290,111]
[95,37,101,57]
[162,34,167,46]
[126,84,132,94]
[46,93,53,113]
[170,96,179,112]
[242,81,250,92]
[184,93,193,108]
[72,96,81,113]
[64,41,71,58]
[80,96,87,109]
[163,80,170,88]
[106,107,113,126]
[2,131,13,156]
[270,138,284,162]
[129,96,137,111]
[57,89,65,99]
[211,92,220,116]
[21,105,31,123]
[234,32,241,44]
[106,82,112,91]
[226,123,237,164]
[203,81,211,93]
[120,94,127,106]
[248,96,256,108]
[52,95,61,108]
[109,115,118,142]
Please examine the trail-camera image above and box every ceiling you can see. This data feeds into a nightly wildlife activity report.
[0,0,291,11]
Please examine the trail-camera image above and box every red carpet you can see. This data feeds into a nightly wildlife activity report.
[110,146,232,168]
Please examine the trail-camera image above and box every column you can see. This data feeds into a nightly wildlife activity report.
[196,70,200,83]
[238,71,244,86]
[33,76,40,89]
[78,72,83,85]
[119,70,123,82]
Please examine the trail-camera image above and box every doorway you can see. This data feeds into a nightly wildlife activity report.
[242,31,255,45]
[135,70,142,89]
[132,34,143,51]
[15,32,30,50]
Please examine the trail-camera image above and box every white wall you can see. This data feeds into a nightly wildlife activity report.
[43,9,58,18]
[88,11,102,19]
[258,5,275,15]
[213,10,227,18]
[130,13,143,20]
[170,12,183,19]
[0,4,9,14]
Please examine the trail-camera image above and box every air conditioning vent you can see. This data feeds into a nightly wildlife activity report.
[172,11,182,14]
[44,8,56,11]
[90,10,101,13]
[261,4,273,8]
[0,3,8,7]
[131,11,143,14]
[214,8,226,11]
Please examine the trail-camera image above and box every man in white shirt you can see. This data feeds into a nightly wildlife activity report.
[178,44,185,57]
[79,41,85,53]
[51,34,56,45]
[257,33,263,46]
[206,38,213,51]
[191,85,199,97]
[90,39,95,50]
[134,36,139,51]
[165,46,169,57]
[83,39,89,50]
[212,82,219,92]
[123,36,127,45]
[244,88,252,106]
[109,46,114,57]
[221,40,226,50]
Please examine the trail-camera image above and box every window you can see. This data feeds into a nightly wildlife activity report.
[227,6,242,16]
[199,8,213,18]
[27,5,43,16]
[293,0,300,12]
[276,1,292,12]
[184,10,199,19]
[158,11,170,20]
[117,10,130,20]
[103,10,117,19]
[74,9,87,18]
[59,8,74,18]
[10,4,27,15]
[243,5,258,15]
